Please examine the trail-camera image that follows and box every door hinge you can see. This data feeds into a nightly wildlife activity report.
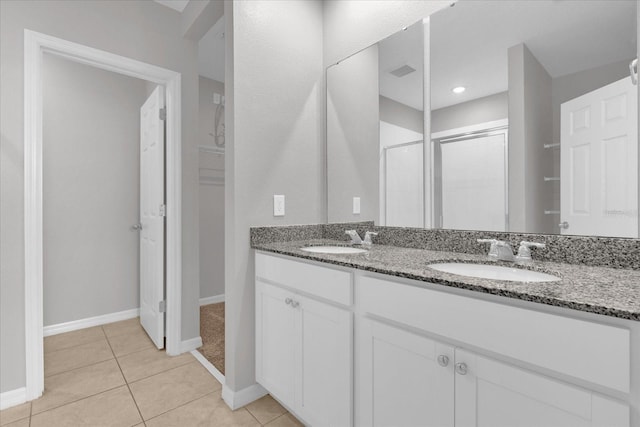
[159,204,166,217]
[159,107,167,121]
[159,300,166,313]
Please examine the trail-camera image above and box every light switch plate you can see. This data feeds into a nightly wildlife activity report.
[353,197,361,214]
[274,195,285,216]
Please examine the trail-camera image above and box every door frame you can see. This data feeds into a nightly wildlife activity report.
[23,29,182,400]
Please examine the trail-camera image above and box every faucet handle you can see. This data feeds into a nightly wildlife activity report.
[345,230,363,244]
[363,231,378,245]
[516,241,546,261]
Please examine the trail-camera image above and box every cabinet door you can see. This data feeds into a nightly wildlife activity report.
[256,281,296,407]
[295,294,352,427]
[454,349,629,427]
[357,319,454,427]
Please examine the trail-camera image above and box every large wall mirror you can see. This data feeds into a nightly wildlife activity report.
[326,0,639,238]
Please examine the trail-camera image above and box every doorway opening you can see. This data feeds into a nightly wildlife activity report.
[24,29,182,401]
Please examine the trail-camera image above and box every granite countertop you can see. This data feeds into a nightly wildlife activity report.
[253,239,640,321]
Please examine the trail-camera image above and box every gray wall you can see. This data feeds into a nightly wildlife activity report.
[42,54,146,326]
[431,92,508,134]
[380,95,423,134]
[327,45,380,223]
[224,0,324,393]
[199,76,225,300]
[0,0,200,394]
[508,44,554,234]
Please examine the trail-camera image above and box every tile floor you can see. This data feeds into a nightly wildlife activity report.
[0,318,303,427]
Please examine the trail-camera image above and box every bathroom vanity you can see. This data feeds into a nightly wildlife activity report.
[253,234,639,427]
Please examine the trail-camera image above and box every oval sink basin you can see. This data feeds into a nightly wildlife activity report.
[428,263,560,283]
[300,246,367,255]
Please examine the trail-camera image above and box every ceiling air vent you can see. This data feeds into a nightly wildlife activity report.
[390,65,416,77]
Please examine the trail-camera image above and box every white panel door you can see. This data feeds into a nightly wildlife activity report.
[255,281,296,407]
[440,133,507,231]
[357,319,454,427]
[561,77,638,237]
[295,294,352,427]
[139,86,165,349]
[454,349,629,427]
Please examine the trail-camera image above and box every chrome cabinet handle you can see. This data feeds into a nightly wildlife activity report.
[558,221,569,229]
[285,298,292,305]
[290,300,300,308]
[455,362,468,375]
[131,223,142,231]
[437,355,449,367]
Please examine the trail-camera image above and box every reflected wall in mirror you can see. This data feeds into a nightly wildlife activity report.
[431,0,637,237]
[326,20,426,227]
[326,0,638,238]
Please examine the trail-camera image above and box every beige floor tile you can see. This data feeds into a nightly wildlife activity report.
[44,326,105,353]
[102,318,144,339]
[31,385,142,427]
[118,348,195,383]
[129,362,220,420]
[3,418,29,427]
[146,393,259,427]
[107,328,156,357]
[45,338,114,377]
[264,413,305,427]
[32,359,125,414]
[245,395,287,425]
[0,402,31,426]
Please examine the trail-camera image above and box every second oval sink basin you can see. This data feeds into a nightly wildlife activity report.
[301,246,367,255]
[428,263,560,283]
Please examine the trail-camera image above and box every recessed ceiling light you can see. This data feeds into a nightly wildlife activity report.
[452,86,466,94]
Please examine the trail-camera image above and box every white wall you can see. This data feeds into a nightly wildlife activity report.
[0,0,200,394]
[431,92,508,134]
[508,43,554,234]
[327,45,380,223]
[224,0,324,394]
[42,54,146,326]
[199,76,225,300]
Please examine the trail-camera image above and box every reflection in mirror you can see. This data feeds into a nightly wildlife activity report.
[431,0,638,237]
[326,21,425,227]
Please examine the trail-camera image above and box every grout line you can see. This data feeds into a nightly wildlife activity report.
[125,359,199,386]
[245,407,262,426]
[142,391,217,424]
[29,401,33,427]
[43,354,116,381]
[115,352,195,384]
[30,383,126,417]
[103,326,145,425]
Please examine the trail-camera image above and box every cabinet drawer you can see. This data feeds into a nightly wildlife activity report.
[256,252,352,306]
[359,275,630,393]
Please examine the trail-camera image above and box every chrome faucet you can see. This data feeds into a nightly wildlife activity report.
[345,230,363,245]
[363,231,378,246]
[477,238,515,262]
[515,241,546,263]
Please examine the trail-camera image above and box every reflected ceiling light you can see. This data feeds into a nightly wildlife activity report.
[452,86,466,94]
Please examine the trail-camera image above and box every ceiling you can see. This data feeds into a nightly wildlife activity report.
[153,0,189,13]
[379,0,637,111]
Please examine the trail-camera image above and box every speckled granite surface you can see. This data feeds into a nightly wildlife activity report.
[250,224,639,269]
[252,238,640,321]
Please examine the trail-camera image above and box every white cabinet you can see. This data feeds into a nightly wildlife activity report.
[454,349,629,427]
[358,319,629,427]
[255,254,352,426]
[357,319,454,427]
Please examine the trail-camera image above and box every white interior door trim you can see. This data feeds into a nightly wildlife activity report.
[24,29,183,401]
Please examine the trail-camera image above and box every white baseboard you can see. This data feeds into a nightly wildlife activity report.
[43,308,140,337]
[199,294,225,306]
[191,350,225,385]
[180,336,203,353]
[0,387,27,411]
[222,383,268,410]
